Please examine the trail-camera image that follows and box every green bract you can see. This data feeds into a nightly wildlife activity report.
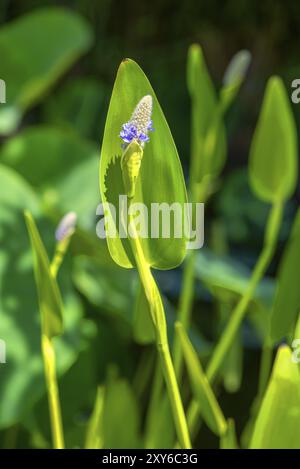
[249,76,297,202]
[24,211,63,338]
[99,59,188,270]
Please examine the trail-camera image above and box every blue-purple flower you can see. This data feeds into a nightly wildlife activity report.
[55,212,77,242]
[120,95,154,148]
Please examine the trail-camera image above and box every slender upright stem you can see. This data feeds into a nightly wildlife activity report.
[129,213,191,449]
[173,180,208,380]
[50,237,71,278]
[41,334,65,449]
[173,250,196,375]
[186,200,283,436]
[40,246,67,449]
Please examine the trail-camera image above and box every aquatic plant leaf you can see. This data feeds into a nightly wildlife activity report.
[99,59,188,270]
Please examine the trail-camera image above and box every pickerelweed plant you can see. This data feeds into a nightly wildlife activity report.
[21,49,300,451]
[100,59,191,448]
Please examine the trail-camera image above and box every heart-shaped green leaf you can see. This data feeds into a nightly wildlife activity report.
[249,77,297,202]
[0,7,92,135]
[99,59,188,269]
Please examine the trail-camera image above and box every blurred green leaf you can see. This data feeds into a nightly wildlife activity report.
[0,7,93,134]
[144,392,175,449]
[249,77,297,203]
[270,209,300,342]
[85,387,105,449]
[26,343,98,449]
[101,369,141,448]
[43,78,107,140]
[195,248,274,307]
[0,165,90,428]
[99,59,188,269]
[0,126,99,231]
[176,322,227,436]
[220,419,238,449]
[222,325,243,393]
[195,248,275,341]
[187,44,226,181]
[72,255,136,327]
[24,211,63,338]
[250,345,300,448]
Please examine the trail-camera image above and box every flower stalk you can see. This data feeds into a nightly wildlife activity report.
[120,96,191,448]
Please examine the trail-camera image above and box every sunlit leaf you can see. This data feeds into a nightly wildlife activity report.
[250,345,300,449]
[99,59,188,270]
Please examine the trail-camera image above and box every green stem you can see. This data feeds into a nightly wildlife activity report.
[50,237,71,278]
[129,213,191,449]
[40,245,68,449]
[41,334,65,449]
[173,180,208,381]
[173,250,196,375]
[186,199,283,436]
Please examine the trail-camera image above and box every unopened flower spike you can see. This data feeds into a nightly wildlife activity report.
[55,212,77,242]
[120,95,154,198]
[120,95,154,149]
